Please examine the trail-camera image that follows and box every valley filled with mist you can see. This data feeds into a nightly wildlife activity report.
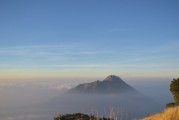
[0,76,173,120]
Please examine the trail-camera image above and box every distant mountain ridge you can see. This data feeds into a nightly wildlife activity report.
[68,75,138,94]
[43,75,163,119]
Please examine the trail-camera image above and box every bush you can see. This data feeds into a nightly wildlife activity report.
[54,113,113,120]
[170,78,179,104]
[166,102,177,108]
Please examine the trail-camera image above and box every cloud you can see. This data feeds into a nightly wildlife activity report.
[52,85,71,91]
[2,114,49,120]
[0,43,105,56]
[0,43,112,65]
[0,41,179,79]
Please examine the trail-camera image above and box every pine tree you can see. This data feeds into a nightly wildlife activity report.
[170,78,179,104]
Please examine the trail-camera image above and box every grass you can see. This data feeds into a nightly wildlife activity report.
[143,106,179,120]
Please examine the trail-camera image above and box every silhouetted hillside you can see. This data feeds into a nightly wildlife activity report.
[68,75,137,94]
[48,75,163,119]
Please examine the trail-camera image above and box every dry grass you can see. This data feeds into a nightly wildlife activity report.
[143,106,179,120]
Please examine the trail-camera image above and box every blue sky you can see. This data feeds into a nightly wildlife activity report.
[0,0,179,80]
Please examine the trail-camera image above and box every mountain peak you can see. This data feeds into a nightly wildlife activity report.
[104,75,122,81]
[68,75,137,94]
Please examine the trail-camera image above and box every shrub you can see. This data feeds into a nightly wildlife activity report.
[166,102,177,108]
[170,78,179,104]
[54,113,113,120]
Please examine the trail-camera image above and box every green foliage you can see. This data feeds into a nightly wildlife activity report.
[170,78,179,103]
[166,102,177,108]
[54,113,112,120]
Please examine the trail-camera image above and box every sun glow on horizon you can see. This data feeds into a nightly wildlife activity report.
[0,68,178,81]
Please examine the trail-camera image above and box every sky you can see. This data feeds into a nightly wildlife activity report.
[0,0,179,80]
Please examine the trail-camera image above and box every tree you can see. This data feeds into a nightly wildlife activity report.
[170,78,179,104]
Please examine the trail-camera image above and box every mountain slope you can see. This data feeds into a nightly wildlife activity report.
[143,106,179,120]
[68,75,137,94]
[44,75,162,119]
[39,75,163,119]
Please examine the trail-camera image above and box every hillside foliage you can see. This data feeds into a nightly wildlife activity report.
[170,78,179,104]
[54,113,113,120]
[143,106,179,120]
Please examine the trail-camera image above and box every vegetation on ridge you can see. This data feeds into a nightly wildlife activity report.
[143,106,179,120]
[166,78,179,108]
[54,113,113,120]
[170,78,179,104]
